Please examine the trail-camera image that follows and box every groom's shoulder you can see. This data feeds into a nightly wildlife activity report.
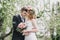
[13,14,20,18]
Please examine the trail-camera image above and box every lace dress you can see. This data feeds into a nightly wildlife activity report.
[25,19,38,40]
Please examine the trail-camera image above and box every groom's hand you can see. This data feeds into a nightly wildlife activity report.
[18,22,26,29]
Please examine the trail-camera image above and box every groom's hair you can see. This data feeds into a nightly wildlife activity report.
[21,7,28,12]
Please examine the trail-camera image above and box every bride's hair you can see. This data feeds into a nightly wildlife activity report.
[27,9,36,19]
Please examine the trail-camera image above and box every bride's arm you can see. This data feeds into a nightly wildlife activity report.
[28,19,39,33]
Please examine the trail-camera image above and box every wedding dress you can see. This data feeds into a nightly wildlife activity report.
[25,19,38,40]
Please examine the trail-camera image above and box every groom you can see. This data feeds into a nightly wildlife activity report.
[12,7,28,40]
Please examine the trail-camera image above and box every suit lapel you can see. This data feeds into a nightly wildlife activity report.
[17,15,23,22]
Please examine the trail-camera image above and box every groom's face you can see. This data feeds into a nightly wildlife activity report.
[21,11,27,17]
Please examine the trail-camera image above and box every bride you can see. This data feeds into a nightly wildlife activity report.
[22,9,39,40]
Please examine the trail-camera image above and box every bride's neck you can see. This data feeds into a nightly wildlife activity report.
[25,17,32,21]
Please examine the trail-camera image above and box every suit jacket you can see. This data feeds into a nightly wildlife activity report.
[12,15,25,40]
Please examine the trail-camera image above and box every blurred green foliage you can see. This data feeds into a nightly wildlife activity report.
[0,0,60,40]
[0,0,16,39]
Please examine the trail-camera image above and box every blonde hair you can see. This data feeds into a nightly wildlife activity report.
[28,9,36,19]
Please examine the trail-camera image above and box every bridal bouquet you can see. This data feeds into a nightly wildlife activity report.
[16,22,27,33]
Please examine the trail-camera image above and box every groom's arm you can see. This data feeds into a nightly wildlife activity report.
[13,16,19,31]
[13,15,24,32]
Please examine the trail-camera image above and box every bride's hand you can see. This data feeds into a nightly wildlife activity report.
[22,32,29,36]
[22,30,30,36]
[22,30,29,33]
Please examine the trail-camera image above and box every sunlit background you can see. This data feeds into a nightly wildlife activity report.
[0,0,60,40]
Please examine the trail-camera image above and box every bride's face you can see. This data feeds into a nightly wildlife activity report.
[27,13,29,16]
[26,12,29,17]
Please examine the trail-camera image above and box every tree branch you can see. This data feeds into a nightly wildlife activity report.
[0,28,13,39]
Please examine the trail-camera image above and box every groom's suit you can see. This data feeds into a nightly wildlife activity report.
[12,15,25,40]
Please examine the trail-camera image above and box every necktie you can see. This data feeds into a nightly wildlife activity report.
[22,17,25,22]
